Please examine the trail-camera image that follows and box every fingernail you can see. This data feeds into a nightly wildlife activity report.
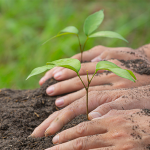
[88,112,101,119]
[53,135,59,144]
[54,71,62,79]
[55,98,64,107]
[46,86,54,96]
[39,77,45,83]
[91,57,102,62]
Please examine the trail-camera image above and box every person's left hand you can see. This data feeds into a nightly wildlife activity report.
[46,109,150,150]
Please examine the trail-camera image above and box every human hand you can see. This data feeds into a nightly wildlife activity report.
[39,44,150,86]
[39,45,106,85]
[46,109,150,150]
[43,58,150,108]
[30,85,150,137]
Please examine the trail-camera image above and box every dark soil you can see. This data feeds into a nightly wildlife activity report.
[0,78,86,150]
[1,58,150,150]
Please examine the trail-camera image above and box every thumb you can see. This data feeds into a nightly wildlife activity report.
[92,109,141,120]
[88,97,138,120]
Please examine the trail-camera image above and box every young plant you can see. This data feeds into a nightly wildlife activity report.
[26,58,136,120]
[42,10,128,62]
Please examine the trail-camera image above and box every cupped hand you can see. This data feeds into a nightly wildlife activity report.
[46,109,150,150]
[44,58,150,107]
[30,85,150,137]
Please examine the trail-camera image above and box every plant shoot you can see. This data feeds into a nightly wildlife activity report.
[27,58,136,120]
[42,10,128,62]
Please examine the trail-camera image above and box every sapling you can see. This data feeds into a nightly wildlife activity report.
[27,10,135,120]
[42,10,128,62]
[26,58,136,120]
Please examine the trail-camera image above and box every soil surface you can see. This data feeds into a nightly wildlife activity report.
[0,78,86,150]
[1,58,150,150]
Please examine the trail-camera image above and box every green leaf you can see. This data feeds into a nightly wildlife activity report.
[96,61,120,72]
[89,31,128,42]
[109,68,135,82]
[26,65,55,80]
[60,26,78,34]
[47,58,81,74]
[126,69,136,80]
[83,10,104,36]
[42,26,78,45]
[42,32,75,45]
[96,61,136,82]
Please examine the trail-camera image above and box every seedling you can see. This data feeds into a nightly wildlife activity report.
[26,58,136,120]
[42,10,128,62]
[27,10,135,120]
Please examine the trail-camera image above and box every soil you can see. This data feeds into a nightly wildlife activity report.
[1,58,150,150]
[0,78,86,150]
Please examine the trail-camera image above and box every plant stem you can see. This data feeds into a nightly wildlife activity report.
[77,35,82,61]
[81,37,89,62]
[86,87,89,120]
[86,70,90,120]
[77,73,86,89]
[89,72,96,84]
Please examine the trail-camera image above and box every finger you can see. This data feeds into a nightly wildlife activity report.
[45,90,122,135]
[55,88,86,107]
[55,85,119,108]
[100,49,139,61]
[72,45,107,61]
[30,111,60,137]
[39,67,63,85]
[52,119,107,144]
[89,147,115,150]
[46,72,120,96]
[53,62,103,80]
[91,47,141,62]
[88,96,144,120]
[47,133,111,150]
[92,109,141,121]
[51,46,107,77]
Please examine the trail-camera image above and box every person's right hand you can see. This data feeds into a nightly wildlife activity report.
[39,44,149,86]
[46,109,150,150]
[30,84,150,137]
[41,58,150,108]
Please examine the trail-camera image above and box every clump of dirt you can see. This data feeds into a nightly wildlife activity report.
[0,78,86,150]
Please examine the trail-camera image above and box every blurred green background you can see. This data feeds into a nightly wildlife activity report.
[0,0,150,89]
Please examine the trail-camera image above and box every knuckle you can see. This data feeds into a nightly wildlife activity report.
[108,109,118,115]
[92,45,105,50]
[76,122,87,135]
[110,59,119,65]
[121,143,135,150]
[115,82,127,88]
[51,111,60,117]
[73,138,85,150]
[74,77,84,87]
[109,116,126,125]
[103,103,113,112]
[111,130,127,139]
[108,72,116,78]
[80,64,86,74]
